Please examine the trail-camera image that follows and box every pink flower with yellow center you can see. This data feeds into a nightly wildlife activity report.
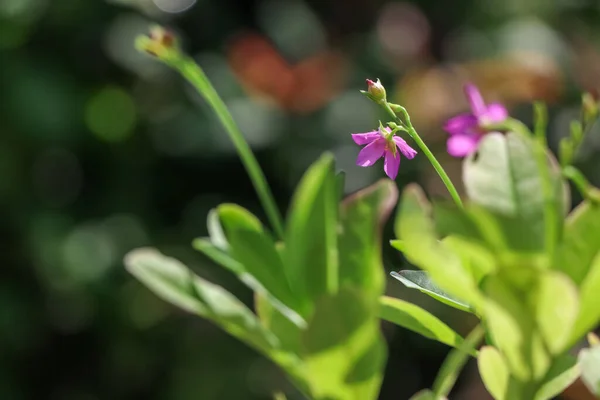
[352,127,417,180]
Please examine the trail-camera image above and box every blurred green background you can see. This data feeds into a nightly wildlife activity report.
[3,0,600,399]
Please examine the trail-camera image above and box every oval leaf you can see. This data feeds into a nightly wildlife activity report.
[124,247,278,353]
[532,271,579,355]
[463,132,567,252]
[478,346,509,400]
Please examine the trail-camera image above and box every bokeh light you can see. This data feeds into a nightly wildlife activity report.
[152,0,196,14]
[85,86,137,142]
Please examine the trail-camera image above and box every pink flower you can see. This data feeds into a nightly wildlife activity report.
[352,127,417,180]
[443,83,508,157]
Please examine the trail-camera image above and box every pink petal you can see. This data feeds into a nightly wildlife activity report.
[393,136,417,159]
[464,83,486,117]
[443,113,478,135]
[447,134,480,157]
[356,138,386,167]
[351,131,381,145]
[384,149,401,180]
[480,103,508,124]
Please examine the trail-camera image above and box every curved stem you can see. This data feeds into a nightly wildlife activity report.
[166,55,285,239]
[383,103,464,208]
[432,324,484,398]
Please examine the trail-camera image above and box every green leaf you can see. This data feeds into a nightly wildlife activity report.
[390,239,405,252]
[395,184,482,311]
[301,287,385,400]
[335,170,346,202]
[570,251,600,347]
[441,236,496,285]
[207,208,228,250]
[124,247,278,353]
[534,354,580,400]
[379,295,469,352]
[482,276,550,381]
[531,271,579,355]
[338,179,397,298]
[193,238,306,328]
[409,389,445,400]
[390,271,473,313]
[555,200,600,285]
[255,292,302,353]
[478,346,509,400]
[218,203,263,232]
[578,344,600,397]
[463,132,567,253]
[219,206,298,311]
[192,238,244,274]
[284,153,338,313]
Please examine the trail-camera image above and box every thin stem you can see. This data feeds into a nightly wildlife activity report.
[383,103,464,208]
[533,103,558,260]
[563,165,600,203]
[167,55,285,239]
[432,324,484,398]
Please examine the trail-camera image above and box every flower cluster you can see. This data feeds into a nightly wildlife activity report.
[352,80,508,179]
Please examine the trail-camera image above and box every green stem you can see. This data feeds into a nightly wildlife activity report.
[432,324,484,398]
[383,103,464,208]
[533,103,558,260]
[166,55,285,239]
[563,165,600,202]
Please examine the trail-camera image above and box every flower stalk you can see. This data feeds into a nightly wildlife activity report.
[385,102,464,208]
[137,27,285,239]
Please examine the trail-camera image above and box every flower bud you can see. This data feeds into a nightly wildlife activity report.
[582,92,598,128]
[366,79,386,103]
[135,26,178,60]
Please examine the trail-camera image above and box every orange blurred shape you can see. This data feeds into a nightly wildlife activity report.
[227,33,348,114]
[395,52,563,132]
[571,36,600,97]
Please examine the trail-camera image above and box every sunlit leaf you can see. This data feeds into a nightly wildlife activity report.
[390,271,472,313]
[379,295,468,351]
[534,354,580,400]
[124,247,278,353]
[193,238,305,328]
[218,204,298,310]
[284,153,338,315]
[579,345,600,397]
[571,251,600,347]
[532,271,578,355]
[207,208,228,250]
[338,179,397,298]
[463,132,567,253]
[478,346,509,400]
[395,184,482,311]
[301,287,385,400]
[255,292,303,353]
[482,276,550,381]
[555,201,600,285]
